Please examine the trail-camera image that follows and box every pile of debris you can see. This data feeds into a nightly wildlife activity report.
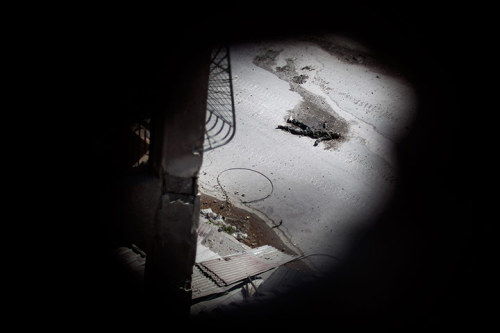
[277,116,341,146]
[201,208,248,241]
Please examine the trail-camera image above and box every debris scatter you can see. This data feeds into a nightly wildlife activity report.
[277,116,341,146]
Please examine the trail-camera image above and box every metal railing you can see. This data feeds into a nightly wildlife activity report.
[203,46,236,152]
[129,46,235,167]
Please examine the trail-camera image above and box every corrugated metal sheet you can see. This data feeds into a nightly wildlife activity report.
[192,221,298,300]
[249,245,297,266]
[191,265,227,299]
[197,252,275,287]
[108,242,297,302]
[112,246,146,282]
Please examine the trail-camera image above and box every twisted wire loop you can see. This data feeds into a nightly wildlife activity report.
[203,46,236,152]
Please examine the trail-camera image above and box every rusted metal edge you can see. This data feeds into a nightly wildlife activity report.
[195,262,227,287]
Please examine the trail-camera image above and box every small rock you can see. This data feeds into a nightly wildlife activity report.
[292,74,308,84]
[201,208,217,218]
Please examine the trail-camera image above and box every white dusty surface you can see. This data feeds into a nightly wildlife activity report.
[199,37,417,270]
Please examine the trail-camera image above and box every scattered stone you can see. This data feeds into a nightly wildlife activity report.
[301,65,314,71]
[201,208,213,215]
[276,64,291,72]
[292,74,308,84]
[201,208,217,219]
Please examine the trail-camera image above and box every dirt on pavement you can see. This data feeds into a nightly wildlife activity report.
[200,193,296,256]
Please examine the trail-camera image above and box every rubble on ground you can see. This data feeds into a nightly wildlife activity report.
[201,208,248,241]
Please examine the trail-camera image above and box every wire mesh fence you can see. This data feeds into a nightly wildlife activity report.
[203,46,236,152]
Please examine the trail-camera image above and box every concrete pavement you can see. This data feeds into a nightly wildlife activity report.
[199,36,417,272]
